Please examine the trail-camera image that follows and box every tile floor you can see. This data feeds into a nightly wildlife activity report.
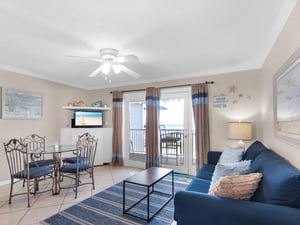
[0,165,142,225]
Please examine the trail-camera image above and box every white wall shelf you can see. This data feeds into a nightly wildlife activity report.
[62,106,111,111]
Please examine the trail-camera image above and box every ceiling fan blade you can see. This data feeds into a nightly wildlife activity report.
[119,65,140,78]
[88,65,103,77]
[118,54,139,63]
[67,55,103,62]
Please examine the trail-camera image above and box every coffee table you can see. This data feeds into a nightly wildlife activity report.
[123,167,174,222]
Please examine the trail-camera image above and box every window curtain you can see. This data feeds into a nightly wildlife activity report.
[112,91,124,166]
[145,87,160,168]
[192,83,210,172]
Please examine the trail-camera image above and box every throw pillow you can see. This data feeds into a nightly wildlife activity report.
[210,160,251,188]
[209,173,263,200]
[219,146,244,164]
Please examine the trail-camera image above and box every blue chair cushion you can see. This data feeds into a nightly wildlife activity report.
[60,163,91,173]
[62,156,87,164]
[14,166,54,179]
[29,159,55,167]
[243,141,267,161]
[186,178,211,193]
[250,150,300,209]
[196,164,215,180]
[207,151,222,165]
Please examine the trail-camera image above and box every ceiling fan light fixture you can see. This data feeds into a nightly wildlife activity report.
[102,62,111,74]
[112,64,121,74]
[78,48,140,82]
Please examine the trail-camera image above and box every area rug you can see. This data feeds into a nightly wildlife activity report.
[42,173,191,225]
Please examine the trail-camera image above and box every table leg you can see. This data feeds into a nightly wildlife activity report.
[123,181,125,214]
[33,178,39,194]
[52,152,60,195]
[172,170,174,197]
[147,186,150,221]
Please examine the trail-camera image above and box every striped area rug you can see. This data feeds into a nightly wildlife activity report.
[42,173,191,225]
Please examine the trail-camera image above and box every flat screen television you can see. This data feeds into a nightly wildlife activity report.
[72,111,103,128]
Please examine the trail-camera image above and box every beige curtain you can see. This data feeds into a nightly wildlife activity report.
[192,83,210,172]
[145,87,160,168]
[112,91,124,166]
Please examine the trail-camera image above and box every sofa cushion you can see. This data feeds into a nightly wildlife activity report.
[209,173,263,200]
[186,178,211,193]
[207,151,222,165]
[219,146,244,164]
[210,160,251,187]
[243,141,267,161]
[196,164,215,180]
[250,150,300,209]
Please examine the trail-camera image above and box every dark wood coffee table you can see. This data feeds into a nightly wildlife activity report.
[123,167,174,222]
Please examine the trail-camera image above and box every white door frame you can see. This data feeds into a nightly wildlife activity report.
[160,86,193,174]
[123,91,146,168]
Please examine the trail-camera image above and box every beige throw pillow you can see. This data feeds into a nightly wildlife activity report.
[209,173,263,200]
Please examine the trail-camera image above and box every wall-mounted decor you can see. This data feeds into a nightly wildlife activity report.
[215,85,252,107]
[1,88,43,119]
[92,100,102,107]
[274,47,300,146]
[213,95,228,108]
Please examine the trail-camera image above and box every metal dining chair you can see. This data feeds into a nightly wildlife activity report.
[4,139,54,207]
[21,134,55,167]
[160,127,183,165]
[61,133,93,164]
[59,135,98,198]
[21,134,56,188]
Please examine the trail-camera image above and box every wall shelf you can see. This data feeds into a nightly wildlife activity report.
[62,106,111,111]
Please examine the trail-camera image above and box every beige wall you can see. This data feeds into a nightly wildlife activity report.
[0,70,89,182]
[261,1,300,168]
[89,69,263,151]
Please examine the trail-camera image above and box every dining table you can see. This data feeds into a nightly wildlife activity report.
[31,145,77,195]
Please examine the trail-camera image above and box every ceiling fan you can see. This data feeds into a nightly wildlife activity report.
[70,48,140,83]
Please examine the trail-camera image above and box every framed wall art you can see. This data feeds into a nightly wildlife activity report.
[274,48,300,146]
[1,88,43,119]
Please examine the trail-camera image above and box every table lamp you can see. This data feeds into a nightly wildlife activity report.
[228,122,252,149]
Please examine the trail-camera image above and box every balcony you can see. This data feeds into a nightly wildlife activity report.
[129,128,196,165]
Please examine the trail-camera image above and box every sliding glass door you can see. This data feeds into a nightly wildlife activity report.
[123,91,146,168]
[123,87,194,174]
[159,87,193,174]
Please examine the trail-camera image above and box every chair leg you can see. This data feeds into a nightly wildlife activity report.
[27,179,30,207]
[91,170,95,190]
[75,173,79,199]
[9,178,13,204]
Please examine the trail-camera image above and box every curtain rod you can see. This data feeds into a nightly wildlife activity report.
[110,81,214,94]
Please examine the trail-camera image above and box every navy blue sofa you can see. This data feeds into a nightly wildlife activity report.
[174,141,300,225]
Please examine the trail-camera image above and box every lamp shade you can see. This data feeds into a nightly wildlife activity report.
[228,122,252,140]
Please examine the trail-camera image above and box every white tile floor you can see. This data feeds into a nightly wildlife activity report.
[0,165,142,225]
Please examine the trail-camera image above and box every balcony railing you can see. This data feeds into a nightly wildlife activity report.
[130,129,186,151]
[129,129,146,154]
[129,128,196,165]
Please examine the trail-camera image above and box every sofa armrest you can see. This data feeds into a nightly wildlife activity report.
[174,191,300,225]
[207,151,222,165]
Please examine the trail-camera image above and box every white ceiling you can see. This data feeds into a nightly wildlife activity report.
[0,0,297,90]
